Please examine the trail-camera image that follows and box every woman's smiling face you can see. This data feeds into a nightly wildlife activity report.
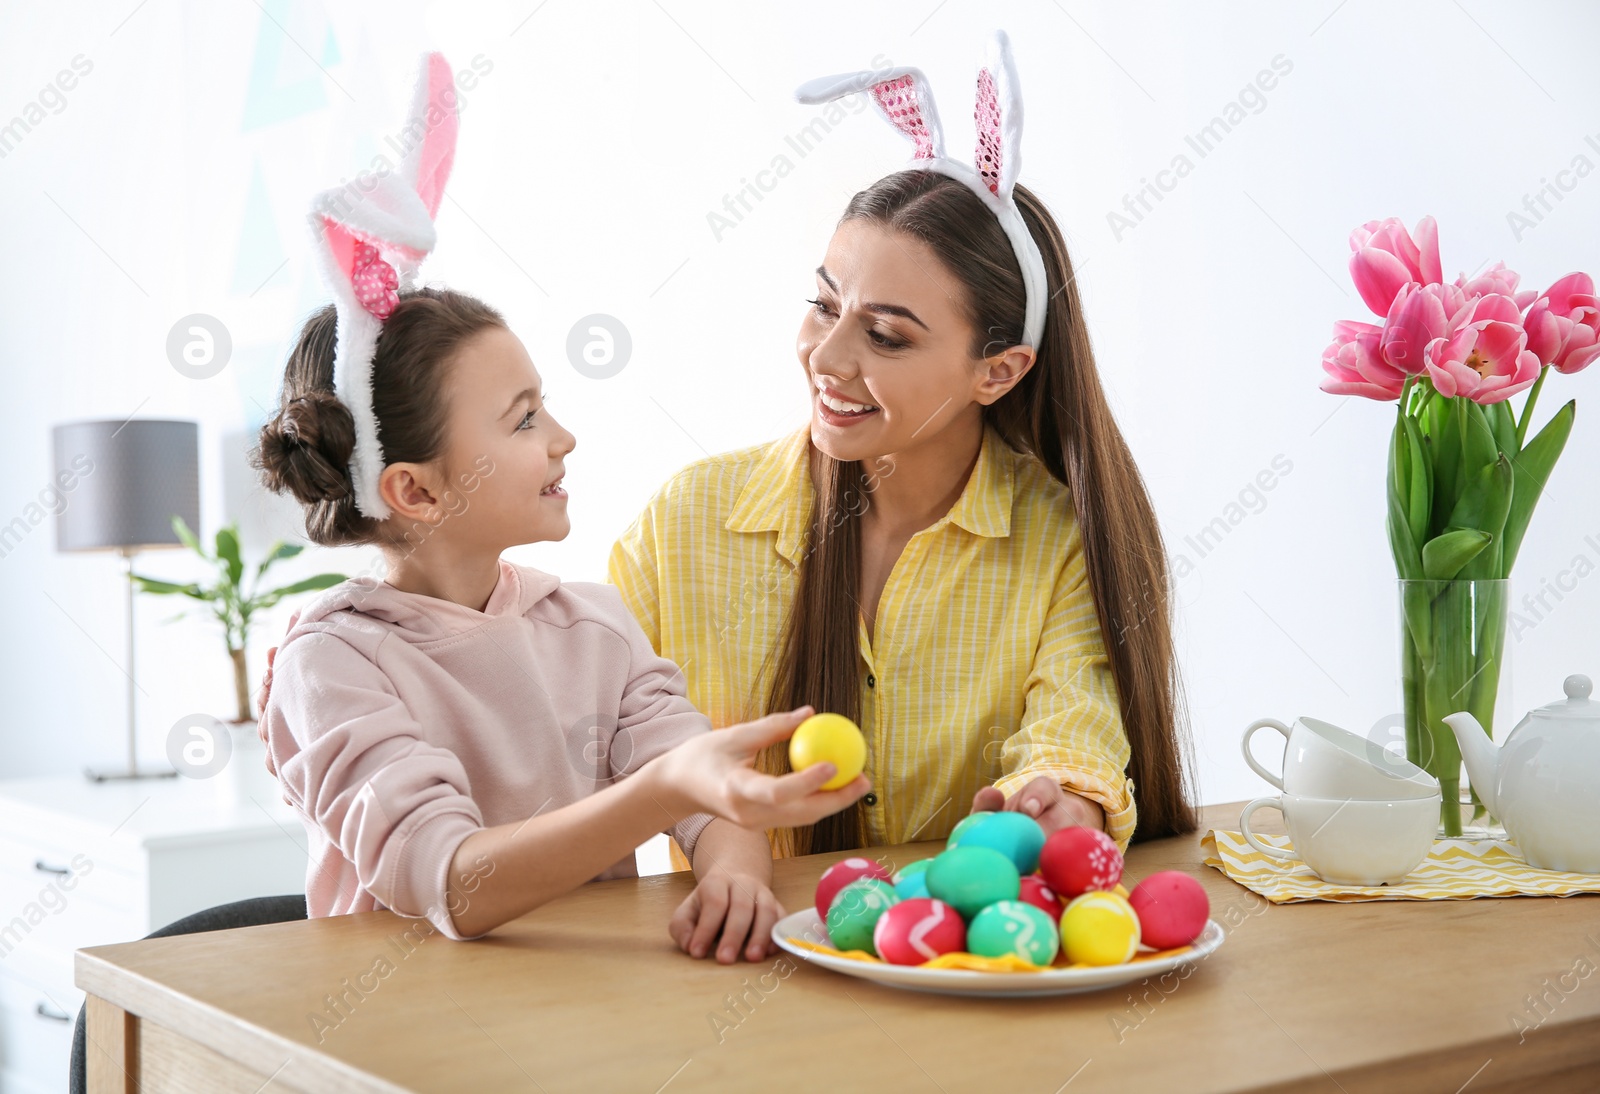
[798,218,1006,465]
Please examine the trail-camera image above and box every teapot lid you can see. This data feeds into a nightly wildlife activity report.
[1532,674,1595,719]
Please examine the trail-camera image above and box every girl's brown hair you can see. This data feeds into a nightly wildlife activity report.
[761,170,1197,855]
[253,287,505,545]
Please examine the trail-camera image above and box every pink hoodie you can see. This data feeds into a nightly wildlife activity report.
[262,557,715,940]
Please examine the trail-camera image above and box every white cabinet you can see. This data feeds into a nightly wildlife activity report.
[0,774,307,1093]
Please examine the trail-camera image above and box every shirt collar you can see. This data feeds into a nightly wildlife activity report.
[725,421,1015,563]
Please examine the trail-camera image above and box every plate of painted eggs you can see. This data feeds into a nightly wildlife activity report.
[772,811,1224,998]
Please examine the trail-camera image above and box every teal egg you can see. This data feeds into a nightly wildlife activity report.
[894,871,931,900]
[926,846,1020,920]
[948,811,1047,874]
[947,810,994,847]
[825,878,899,954]
[893,858,933,883]
[968,900,1060,966]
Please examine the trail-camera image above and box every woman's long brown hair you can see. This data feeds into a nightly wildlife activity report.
[760,170,1198,856]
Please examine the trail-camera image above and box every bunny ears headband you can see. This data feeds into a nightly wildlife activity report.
[795,29,1048,350]
[307,52,459,520]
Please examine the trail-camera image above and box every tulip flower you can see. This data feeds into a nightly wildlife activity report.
[1320,320,1407,400]
[1420,294,1541,404]
[1380,282,1470,376]
[1524,272,1600,375]
[1455,261,1537,311]
[1349,215,1442,316]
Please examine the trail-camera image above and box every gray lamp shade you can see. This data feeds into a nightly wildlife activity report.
[52,419,200,552]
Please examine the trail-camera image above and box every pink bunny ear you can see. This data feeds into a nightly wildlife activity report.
[974,30,1023,198]
[401,51,458,219]
[796,65,946,160]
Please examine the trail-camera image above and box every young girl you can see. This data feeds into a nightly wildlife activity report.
[254,54,866,961]
[255,289,867,958]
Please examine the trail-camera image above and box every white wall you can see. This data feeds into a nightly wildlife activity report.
[2,0,1597,813]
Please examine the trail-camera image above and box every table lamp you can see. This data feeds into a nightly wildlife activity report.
[52,419,200,781]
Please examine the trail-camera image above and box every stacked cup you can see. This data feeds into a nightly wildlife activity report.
[1239,716,1442,885]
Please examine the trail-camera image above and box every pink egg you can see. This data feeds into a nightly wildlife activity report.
[1039,827,1124,898]
[873,898,967,965]
[1128,871,1210,949]
[815,857,891,920]
[1017,875,1065,922]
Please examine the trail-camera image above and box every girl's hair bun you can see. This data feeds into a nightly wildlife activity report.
[257,390,357,506]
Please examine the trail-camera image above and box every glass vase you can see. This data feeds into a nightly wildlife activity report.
[1398,579,1512,839]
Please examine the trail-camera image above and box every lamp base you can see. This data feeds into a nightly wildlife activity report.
[83,765,179,783]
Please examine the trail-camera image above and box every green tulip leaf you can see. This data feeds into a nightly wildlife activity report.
[1421,529,1492,581]
[1503,399,1575,572]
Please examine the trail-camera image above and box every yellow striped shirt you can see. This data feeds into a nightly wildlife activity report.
[606,421,1137,864]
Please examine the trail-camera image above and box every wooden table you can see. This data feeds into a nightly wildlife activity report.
[76,801,1600,1092]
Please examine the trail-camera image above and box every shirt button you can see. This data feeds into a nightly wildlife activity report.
[864,792,879,806]
[866,674,876,688]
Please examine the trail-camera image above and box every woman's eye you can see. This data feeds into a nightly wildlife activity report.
[806,297,836,318]
[868,329,906,349]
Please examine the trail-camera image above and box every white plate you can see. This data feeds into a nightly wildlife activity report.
[771,908,1226,998]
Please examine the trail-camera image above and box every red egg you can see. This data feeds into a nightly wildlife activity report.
[1039,827,1124,898]
[1128,870,1210,949]
[872,898,967,966]
[815,857,892,920]
[1017,875,1065,922]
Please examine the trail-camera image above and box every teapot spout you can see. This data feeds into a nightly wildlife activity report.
[1441,711,1501,818]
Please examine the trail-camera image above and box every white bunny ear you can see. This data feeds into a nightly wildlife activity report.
[304,51,461,522]
[975,30,1023,198]
[796,65,945,160]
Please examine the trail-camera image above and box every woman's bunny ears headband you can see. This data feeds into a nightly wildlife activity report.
[307,51,459,520]
[795,29,1048,350]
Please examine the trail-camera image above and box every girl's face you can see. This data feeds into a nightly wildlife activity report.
[797,218,1027,466]
[425,325,576,551]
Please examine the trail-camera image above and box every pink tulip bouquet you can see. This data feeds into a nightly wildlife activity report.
[1321,216,1597,835]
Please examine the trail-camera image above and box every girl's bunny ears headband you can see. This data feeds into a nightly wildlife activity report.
[795,29,1048,350]
[307,51,459,520]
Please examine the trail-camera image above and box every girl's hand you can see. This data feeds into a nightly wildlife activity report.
[652,706,870,830]
[969,778,1105,838]
[669,868,785,963]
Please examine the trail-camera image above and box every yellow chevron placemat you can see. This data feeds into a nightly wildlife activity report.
[1202,829,1600,903]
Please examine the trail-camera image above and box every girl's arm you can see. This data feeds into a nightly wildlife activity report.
[447,708,868,939]
[444,755,700,940]
[668,819,781,963]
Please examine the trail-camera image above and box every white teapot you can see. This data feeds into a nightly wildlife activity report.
[1443,674,1600,873]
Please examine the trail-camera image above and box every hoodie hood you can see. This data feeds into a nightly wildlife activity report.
[283,557,562,647]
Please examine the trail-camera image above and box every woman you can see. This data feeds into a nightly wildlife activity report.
[608,167,1197,870]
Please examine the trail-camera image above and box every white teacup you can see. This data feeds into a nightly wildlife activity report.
[1239,794,1440,885]
[1242,716,1438,800]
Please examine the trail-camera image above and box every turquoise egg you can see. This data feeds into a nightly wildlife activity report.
[825,878,899,954]
[947,810,994,847]
[894,871,931,900]
[893,858,933,883]
[968,900,1060,966]
[926,846,1020,920]
[948,811,1046,874]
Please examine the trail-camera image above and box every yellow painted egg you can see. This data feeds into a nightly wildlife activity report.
[1060,890,1142,966]
[789,713,866,790]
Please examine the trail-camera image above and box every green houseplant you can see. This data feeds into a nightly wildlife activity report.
[132,516,347,723]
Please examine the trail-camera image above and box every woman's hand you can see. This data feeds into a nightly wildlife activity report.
[650,706,870,830]
[670,867,785,964]
[969,777,1105,838]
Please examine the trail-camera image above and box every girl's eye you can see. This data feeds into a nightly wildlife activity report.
[517,404,543,431]
[806,296,836,318]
